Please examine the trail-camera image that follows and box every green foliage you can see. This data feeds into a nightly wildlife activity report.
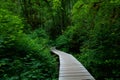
[56,0,120,80]
[55,35,70,52]
[0,9,23,54]
[0,0,21,15]
[79,1,120,79]
[0,8,58,80]
[52,0,61,11]
[0,31,58,79]
[0,34,58,80]
[1,0,120,80]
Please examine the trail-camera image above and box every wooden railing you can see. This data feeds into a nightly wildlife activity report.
[51,48,95,80]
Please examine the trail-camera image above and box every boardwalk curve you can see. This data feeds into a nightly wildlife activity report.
[51,48,95,80]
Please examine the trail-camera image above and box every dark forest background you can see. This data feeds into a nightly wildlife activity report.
[0,0,120,80]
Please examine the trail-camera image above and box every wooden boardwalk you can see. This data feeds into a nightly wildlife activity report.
[51,48,95,80]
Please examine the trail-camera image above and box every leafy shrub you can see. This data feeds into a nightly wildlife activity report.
[0,9,23,55]
[0,9,58,80]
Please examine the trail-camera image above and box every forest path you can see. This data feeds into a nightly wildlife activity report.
[51,48,95,80]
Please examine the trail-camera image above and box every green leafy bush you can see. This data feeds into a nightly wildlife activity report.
[0,9,23,54]
[0,9,58,80]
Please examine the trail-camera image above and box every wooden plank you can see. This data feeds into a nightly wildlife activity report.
[51,48,95,80]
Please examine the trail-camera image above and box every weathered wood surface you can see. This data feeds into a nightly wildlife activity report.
[51,48,95,80]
